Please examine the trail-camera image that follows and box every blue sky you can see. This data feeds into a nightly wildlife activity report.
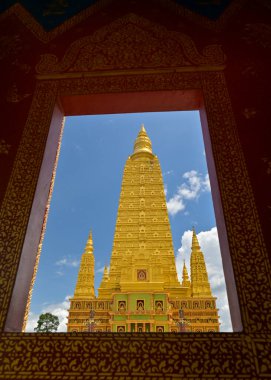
[26,111,232,332]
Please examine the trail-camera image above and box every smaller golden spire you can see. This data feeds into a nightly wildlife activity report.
[73,230,95,298]
[192,227,201,251]
[182,260,191,287]
[84,230,93,254]
[190,228,212,297]
[133,124,153,155]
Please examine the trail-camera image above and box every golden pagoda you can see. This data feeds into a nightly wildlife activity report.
[67,125,220,332]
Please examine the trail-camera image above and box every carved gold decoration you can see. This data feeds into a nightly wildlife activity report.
[0,139,11,155]
[0,0,249,45]
[0,1,113,43]
[58,71,201,94]
[201,71,271,333]
[6,84,31,103]
[0,332,260,377]
[36,14,226,75]
[0,81,58,329]
[0,14,270,378]
[22,116,65,332]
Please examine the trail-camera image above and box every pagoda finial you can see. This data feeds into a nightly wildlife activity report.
[140,124,146,132]
[133,125,153,155]
[84,230,93,254]
[192,227,201,251]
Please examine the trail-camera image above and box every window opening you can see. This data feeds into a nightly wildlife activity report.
[25,111,232,333]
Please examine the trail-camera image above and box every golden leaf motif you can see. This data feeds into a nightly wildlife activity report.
[36,14,225,75]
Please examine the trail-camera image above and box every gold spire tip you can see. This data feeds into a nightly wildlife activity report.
[133,124,153,155]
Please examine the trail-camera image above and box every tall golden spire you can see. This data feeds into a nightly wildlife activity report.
[74,230,95,298]
[182,260,191,287]
[133,124,153,155]
[99,124,181,298]
[190,228,212,297]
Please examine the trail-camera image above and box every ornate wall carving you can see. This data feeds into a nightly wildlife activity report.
[36,13,225,75]
[0,81,58,329]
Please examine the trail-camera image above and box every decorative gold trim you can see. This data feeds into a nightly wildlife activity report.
[0,81,58,329]
[201,72,271,332]
[0,332,260,377]
[22,116,65,332]
[0,1,112,43]
[36,13,226,75]
[36,65,226,80]
[0,0,249,44]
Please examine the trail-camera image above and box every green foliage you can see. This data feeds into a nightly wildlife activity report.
[34,312,60,333]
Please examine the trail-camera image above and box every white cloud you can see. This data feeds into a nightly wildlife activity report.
[166,170,210,216]
[55,257,80,268]
[167,194,185,215]
[164,184,168,197]
[176,227,232,332]
[25,295,71,332]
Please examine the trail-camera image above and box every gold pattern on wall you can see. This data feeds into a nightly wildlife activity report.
[6,84,31,103]
[22,116,65,332]
[201,71,271,333]
[0,139,11,155]
[58,71,201,94]
[0,81,58,329]
[0,1,113,43]
[0,333,259,378]
[36,14,226,75]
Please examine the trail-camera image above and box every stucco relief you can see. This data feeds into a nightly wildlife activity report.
[36,14,226,75]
